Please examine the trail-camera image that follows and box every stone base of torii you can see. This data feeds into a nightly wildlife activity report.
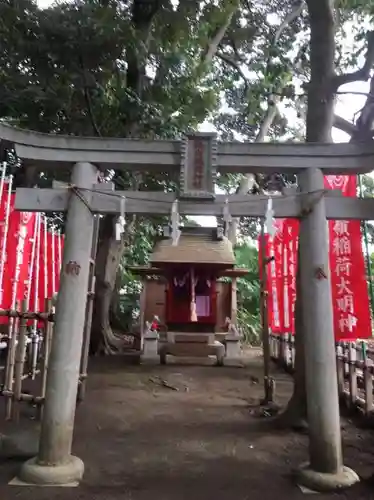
[1,125,372,490]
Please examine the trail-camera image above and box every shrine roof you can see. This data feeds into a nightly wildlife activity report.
[150,233,235,266]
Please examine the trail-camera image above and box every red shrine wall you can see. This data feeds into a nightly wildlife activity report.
[143,278,232,331]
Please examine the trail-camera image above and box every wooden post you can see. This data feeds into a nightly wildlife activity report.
[348,343,357,409]
[37,299,53,420]
[336,343,345,400]
[364,364,373,416]
[77,215,100,402]
[231,277,237,324]
[279,334,287,367]
[259,222,273,404]
[296,168,358,491]
[5,303,19,420]
[13,300,28,421]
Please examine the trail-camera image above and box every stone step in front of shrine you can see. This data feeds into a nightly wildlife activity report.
[159,339,225,366]
[140,330,242,366]
[164,332,215,344]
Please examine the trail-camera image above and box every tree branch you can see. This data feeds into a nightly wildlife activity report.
[353,74,374,141]
[216,52,249,93]
[78,54,102,137]
[76,17,101,138]
[274,0,304,43]
[333,31,374,90]
[333,114,357,136]
[127,0,162,96]
[201,1,239,67]
[228,97,279,244]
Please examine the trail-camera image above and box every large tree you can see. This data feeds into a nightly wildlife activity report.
[275,0,374,429]
[1,0,373,356]
[0,0,239,351]
[0,0,302,352]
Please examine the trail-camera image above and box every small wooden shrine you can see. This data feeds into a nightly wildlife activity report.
[130,226,248,364]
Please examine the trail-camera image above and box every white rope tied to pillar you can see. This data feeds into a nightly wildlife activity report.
[265,197,276,237]
[115,196,126,241]
[171,200,181,246]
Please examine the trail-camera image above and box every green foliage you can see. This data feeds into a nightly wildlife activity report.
[234,241,261,345]
[0,0,236,138]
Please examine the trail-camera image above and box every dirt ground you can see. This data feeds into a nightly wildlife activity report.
[1,349,374,499]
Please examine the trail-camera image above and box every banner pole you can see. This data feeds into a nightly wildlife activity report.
[259,219,273,404]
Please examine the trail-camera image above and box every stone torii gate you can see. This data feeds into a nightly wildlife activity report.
[2,123,374,490]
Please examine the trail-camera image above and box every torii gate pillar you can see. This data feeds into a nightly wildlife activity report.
[19,162,98,486]
[296,168,359,492]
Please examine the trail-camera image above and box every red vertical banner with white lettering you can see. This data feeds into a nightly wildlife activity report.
[25,212,39,311]
[0,185,12,313]
[259,221,284,333]
[325,175,371,340]
[282,220,299,334]
[54,232,62,292]
[0,207,35,322]
[29,213,41,316]
[0,188,14,323]
[46,231,55,299]
[37,217,49,314]
[13,212,36,307]
[270,221,285,333]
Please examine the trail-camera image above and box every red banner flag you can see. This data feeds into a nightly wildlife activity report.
[0,195,36,323]
[29,214,41,316]
[259,175,371,341]
[325,175,371,340]
[54,232,62,292]
[0,182,64,325]
[281,220,299,334]
[11,211,36,306]
[47,231,55,299]
[259,221,285,333]
[0,186,14,314]
[37,218,49,313]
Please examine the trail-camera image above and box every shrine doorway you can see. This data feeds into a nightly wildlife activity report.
[166,268,217,330]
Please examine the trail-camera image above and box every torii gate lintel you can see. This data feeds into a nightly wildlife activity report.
[1,122,373,174]
[14,185,374,221]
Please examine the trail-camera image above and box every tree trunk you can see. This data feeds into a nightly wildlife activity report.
[90,0,238,353]
[90,215,126,354]
[274,260,308,430]
[89,2,162,353]
[109,272,124,329]
[305,1,336,143]
[274,0,336,429]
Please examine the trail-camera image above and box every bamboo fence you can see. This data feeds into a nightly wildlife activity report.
[270,334,374,418]
[0,296,93,421]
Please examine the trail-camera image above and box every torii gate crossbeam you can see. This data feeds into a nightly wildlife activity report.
[1,122,374,173]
